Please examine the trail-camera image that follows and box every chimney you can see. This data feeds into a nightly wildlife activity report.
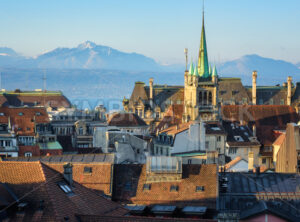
[248,151,254,172]
[63,163,73,187]
[149,78,154,108]
[252,71,257,105]
[252,125,256,137]
[287,76,292,106]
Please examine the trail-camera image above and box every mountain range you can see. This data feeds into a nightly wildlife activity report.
[0,41,299,103]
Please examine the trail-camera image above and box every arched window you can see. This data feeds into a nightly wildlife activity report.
[208,92,212,105]
[199,91,203,104]
[203,92,207,105]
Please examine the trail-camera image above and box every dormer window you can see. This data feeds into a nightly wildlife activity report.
[18,112,24,116]
[196,186,205,192]
[83,167,92,174]
[170,185,179,192]
[143,184,151,191]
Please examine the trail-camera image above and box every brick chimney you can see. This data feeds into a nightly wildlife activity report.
[287,76,292,105]
[252,71,257,105]
[248,151,254,172]
[63,163,73,187]
[149,78,154,108]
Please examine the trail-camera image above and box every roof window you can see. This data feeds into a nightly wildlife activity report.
[170,185,179,192]
[196,186,205,192]
[143,184,151,191]
[58,182,73,195]
[0,113,4,116]
[83,166,92,174]
[18,112,24,116]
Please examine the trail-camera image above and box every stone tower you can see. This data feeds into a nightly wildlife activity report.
[183,12,219,122]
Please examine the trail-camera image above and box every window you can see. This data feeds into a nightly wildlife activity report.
[242,98,247,104]
[58,182,73,194]
[188,159,192,164]
[229,147,237,154]
[25,152,32,157]
[280,99,285,105]
[170,185,179,192]
[27,127,31,131]
[269,99,274,105]
[84,167,92,174]
[0,113,4,116]
[124,182,132,191]
[18,112,24,116]
[262,158,266,164]
[143,184,151,191]
[259,99,263,105]
[205,141,209,149]
[217,136,221,142]
[196,186,205,192]
[36,112,41,116]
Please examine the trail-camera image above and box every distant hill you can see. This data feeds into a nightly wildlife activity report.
[0,43,299,102]
[219,54,300,85]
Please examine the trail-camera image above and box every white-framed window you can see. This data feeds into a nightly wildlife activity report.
[25,152,32,157]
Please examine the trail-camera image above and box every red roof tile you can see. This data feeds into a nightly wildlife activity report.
[0,161,128,221]
[113,164,217,209]
[108,113,147,127]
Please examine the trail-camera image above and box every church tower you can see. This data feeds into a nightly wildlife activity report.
[183,12,219,122]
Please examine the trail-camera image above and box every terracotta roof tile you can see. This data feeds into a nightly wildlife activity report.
[0,161,128,221]
[113,164,217,209]
[108,113,147,127]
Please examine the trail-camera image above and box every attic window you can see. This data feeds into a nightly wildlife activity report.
[18,112,24,116]
[196,186,205,192]
[83,167,92,174]
[58,182,73,194]
[124,182,132,191]
[143,184,151,191]
[170,185,179,192]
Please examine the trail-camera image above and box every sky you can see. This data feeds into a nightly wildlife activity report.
[0,0,300,64]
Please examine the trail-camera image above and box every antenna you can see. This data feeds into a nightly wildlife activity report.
[184,48,188,71]
[43,70,47,92]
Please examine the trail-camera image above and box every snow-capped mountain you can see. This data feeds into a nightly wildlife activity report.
[33,41,161,71]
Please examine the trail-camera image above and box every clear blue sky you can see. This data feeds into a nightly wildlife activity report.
[0,0,299,64]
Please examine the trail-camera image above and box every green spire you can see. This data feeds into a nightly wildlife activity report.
[193,64,199,76]
[197,11,209,78]
[188,61,194,75]
[209,64,212,76]
[212,65,218,77]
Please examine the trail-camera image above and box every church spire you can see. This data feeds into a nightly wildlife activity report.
[197,10,209,78]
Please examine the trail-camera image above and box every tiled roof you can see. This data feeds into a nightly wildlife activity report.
[0,107,49,136]
[0,91,71,108]
[219,172,300,221]
[221,105,299,146]
[77,214,217,221]
[224,157,243,170]
[3,153,115,163]
[222,121,260,147]
[108,113,148,127]
[272,133,286,146]
[46,163,113,196]
[113,164,218,209]
[155,104,184,133]
[0,161,128,221]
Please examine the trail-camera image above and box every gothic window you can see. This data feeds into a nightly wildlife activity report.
[203,92,207,105]
[199,91,203,104]
[208,92,212,105]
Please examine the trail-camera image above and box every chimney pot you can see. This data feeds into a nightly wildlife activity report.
[63,163,73,187]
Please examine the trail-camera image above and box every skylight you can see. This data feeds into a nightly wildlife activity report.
[170,185,179,192]
[58,182,73,194]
